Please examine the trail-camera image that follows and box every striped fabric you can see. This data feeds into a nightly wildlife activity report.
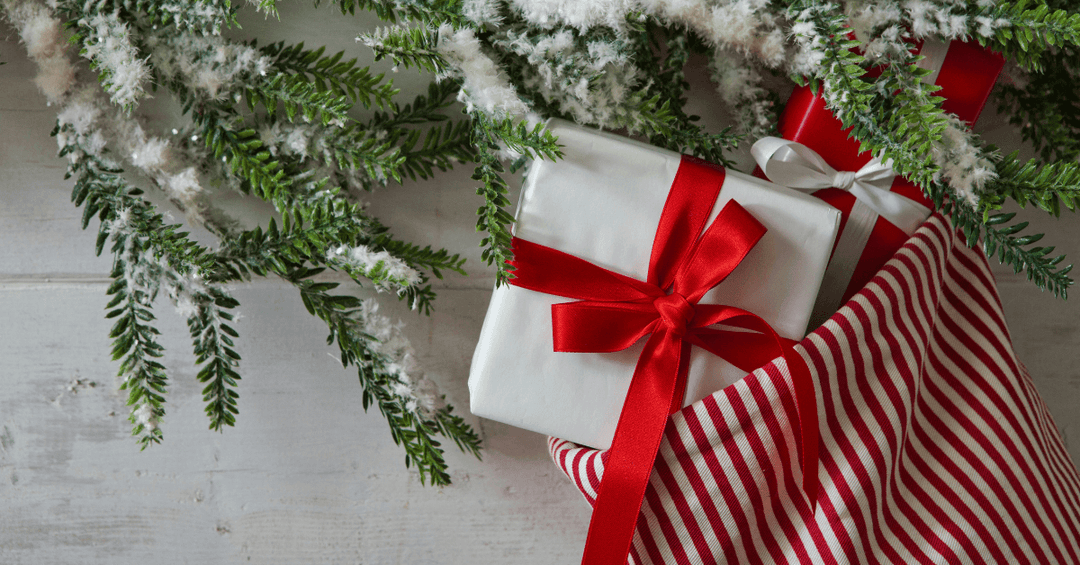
[550,213,1080,564]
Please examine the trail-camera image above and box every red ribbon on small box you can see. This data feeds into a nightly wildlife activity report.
[509,156,820,565]
[753,40,1004,324]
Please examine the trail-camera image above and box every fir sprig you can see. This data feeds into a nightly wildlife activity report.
[58,0,238,35]
[317,0,465,27]
[107,249,168,449]
[472,138,514,283]
[258,40,398,109]
[362,25,447,74]
[285,265,481,486]
[58,120,244,442]
[41,0,484,477]
[194,108,291,205]
[994,32,1080,163]
[981,1,1080,72]
[244,73,353,126]
[632,22,740,165]
[982,152,1080,216]
[471,115,561,284]
[188,288,242,431]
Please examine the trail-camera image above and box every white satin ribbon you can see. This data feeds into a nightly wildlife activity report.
[751,136,930,235]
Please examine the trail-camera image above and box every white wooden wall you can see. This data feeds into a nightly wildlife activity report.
[1,6,1078,563]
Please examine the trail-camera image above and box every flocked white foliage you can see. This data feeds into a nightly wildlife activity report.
[146,31,269,99]
[436,24,530,117]
[934,118,997,205]
[327,244,424,293]
[357,299,442,415]
[462,0,502,25]
[710,52,774,139]
[78,11,151,107]
[3,0,76,104]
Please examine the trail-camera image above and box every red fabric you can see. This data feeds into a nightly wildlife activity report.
[755,40,1004,308]
[552,213,1080,564]
[510,156,819,565]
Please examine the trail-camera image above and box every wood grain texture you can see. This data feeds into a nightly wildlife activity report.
[1,4,1078,563]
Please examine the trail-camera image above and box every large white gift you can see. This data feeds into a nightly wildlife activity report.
[468,120,841,450]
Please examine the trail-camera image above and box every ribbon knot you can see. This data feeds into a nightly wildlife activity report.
[653,292,693,337]
[833,170,856,191]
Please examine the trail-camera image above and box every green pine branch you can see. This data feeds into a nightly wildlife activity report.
[994,49,1080,162]
[318,0,466,26]
[284,265,482,487]
[106,255,168,449]
[368,80,461,129]
[471,115,561,285]
[982,152,1080,216]
[188,106,293,208]
[58,120,244,442]
[244,73,353,126]
[391,119,476,182]
[259,40,398,109]
[57,0,237,35]
[981,1,1080,72]
[362,25,448,74]
[189,288,242,431]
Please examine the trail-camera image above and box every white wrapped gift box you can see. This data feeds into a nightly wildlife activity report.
[468,120,841,450]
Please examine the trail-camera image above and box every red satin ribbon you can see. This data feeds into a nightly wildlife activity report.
[509,156,820,565]
[759,40,1004,306]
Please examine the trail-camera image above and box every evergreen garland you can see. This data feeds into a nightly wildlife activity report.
[5,0,1080,483]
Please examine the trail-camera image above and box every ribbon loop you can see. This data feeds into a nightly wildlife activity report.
[751,136,930,234]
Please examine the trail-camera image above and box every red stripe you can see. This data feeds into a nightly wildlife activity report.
[932,307,1079,558]
[683,404,761,565]
[944,262,1080,524]
[904,430,1014,562]
[942,264,1060,458]
[802,331,879,564]
[830,307,917,563]
[856,289,964,563]
[703,388,788,565]
[938,273,1080,533]
[864,260,984,563]
[734,376,814,565]
[691,397,769,565]
[655,422,725,562]
[758,355,841,564]
[1017,366,1080,514]
[584,451,602,503]
[950,247,1011,337]
[919,349,1040,559]
[665,421,739,562]
[641,468,694,565]
[860,282,977,564]
[633,492,669,565]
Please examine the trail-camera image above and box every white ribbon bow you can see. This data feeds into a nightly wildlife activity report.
[750,137,929,235]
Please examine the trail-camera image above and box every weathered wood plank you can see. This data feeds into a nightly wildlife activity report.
[0,284,590,564]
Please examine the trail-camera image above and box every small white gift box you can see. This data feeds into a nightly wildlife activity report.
[468,120,841,450]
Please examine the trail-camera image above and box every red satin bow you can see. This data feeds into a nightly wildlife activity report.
[509,155,820,565]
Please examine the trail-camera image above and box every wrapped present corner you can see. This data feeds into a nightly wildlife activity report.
[753,39,1005,327]
[468,119,841,451]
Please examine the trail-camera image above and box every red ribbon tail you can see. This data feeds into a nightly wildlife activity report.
[581,331,685,565]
